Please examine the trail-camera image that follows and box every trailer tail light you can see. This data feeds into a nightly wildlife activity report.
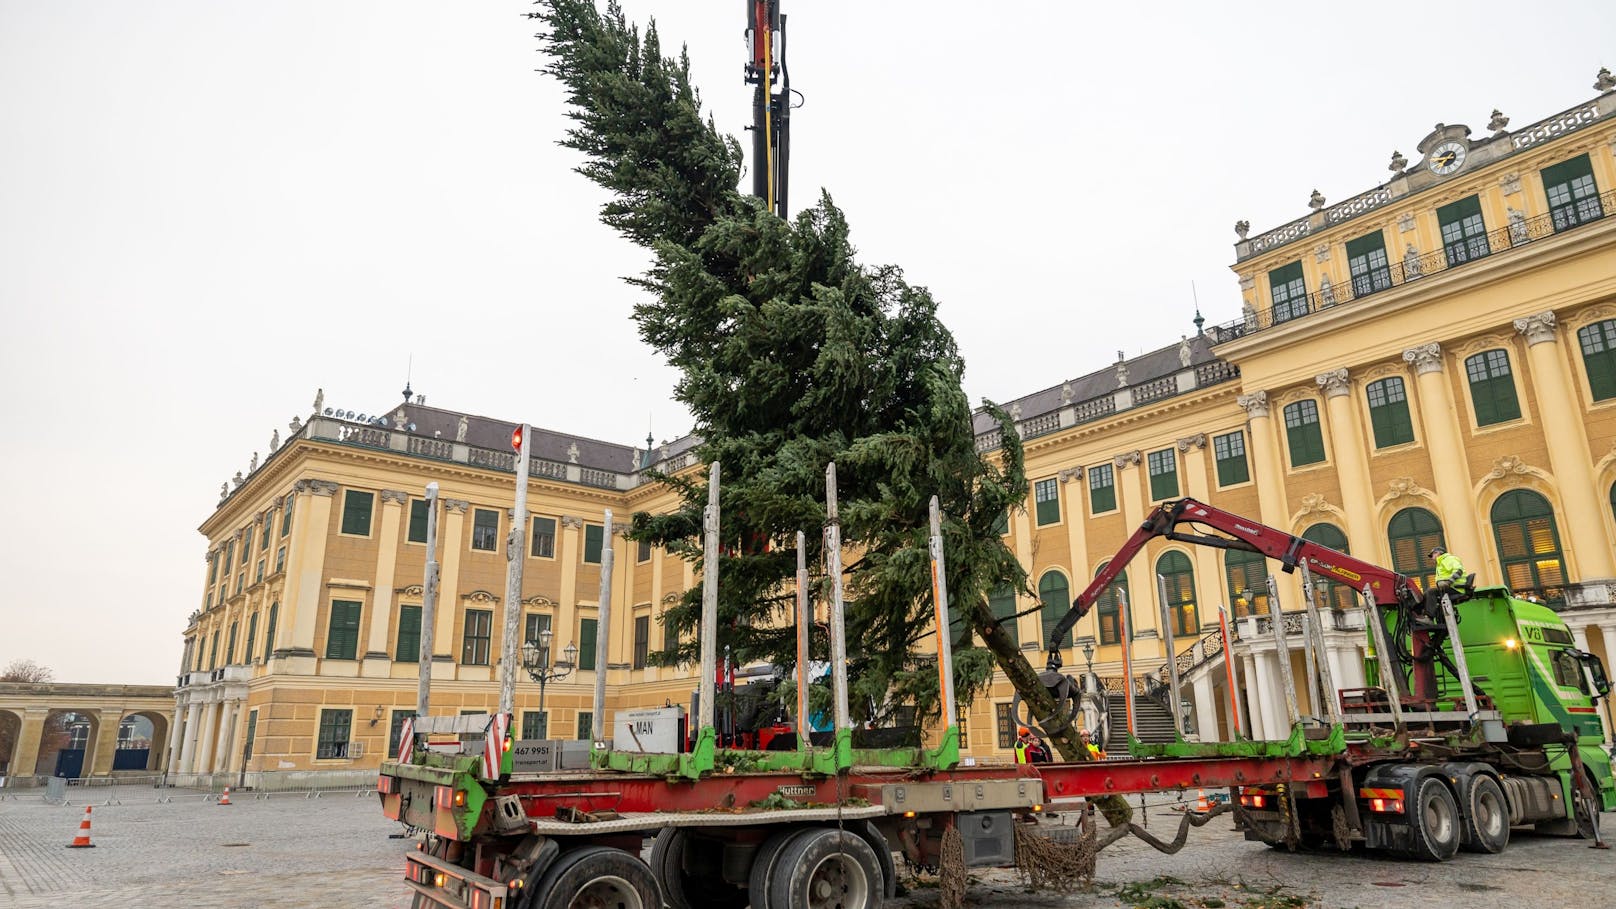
[1238,789,1267,809]
[377,775,398,795]
[1368,798,1405,814]
[434,785,466,809]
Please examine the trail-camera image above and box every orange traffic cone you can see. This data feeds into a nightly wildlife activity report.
[66,806,95,848]
[1195,790,1212,813]
[217,786,232,806]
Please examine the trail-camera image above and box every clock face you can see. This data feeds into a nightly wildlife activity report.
[1429,141,1467,176]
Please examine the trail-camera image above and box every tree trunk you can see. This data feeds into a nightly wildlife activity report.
[970,601,1132,828]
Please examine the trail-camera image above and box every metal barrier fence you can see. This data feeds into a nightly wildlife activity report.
[4,769,379,804]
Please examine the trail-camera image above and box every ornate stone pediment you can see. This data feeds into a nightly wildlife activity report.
[521,594,556,607]
[395,584,424,597]
[463,590,500,604]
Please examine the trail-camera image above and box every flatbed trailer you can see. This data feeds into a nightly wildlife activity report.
[380,477,1613,909]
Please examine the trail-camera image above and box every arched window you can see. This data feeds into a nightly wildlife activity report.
[1039,571,1072,649]
[1388,508,1445,593]
[1300,523,1357,610]
[1464,349,1522,426]
[1094,561,1128,646]
[1224,549,1269,618]
[1491,490,1566,605]
[1283,400,1326,466]
[988,584,1019,648]
[1577,318,1616,401]
[1156,551,1198,637]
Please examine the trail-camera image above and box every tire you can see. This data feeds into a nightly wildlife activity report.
[1460,775,1510,854]
[766,827,883,909]
[1406,777,1461,862]
[528,845,660,909]
[748,827,810,909]
[649,828,747,909]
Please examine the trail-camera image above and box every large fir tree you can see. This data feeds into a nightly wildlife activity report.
[534,0,1126,825]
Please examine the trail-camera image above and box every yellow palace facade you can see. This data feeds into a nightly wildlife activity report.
[171,78,1616,776]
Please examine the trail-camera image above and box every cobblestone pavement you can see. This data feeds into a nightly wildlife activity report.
[1,787,1612,908]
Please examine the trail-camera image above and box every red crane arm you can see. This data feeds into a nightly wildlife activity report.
[1045,497,1423,667]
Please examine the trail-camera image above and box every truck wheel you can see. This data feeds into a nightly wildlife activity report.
[528,845,659,909]
[649,828,747,909]
[748,827,809,909]
[1406,777,1460,862]
[766,827,882,909]
[1460,775,1509,854]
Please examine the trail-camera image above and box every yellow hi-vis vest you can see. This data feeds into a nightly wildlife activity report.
[1014,741,1029,764]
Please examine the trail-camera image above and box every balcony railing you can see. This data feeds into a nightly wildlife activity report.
[1214,188,1615,343]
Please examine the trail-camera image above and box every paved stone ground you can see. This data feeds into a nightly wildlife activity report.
[0,787,1611,908]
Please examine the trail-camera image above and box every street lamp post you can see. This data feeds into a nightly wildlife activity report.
[520,629,578,737]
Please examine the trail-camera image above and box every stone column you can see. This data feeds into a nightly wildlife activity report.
[1114,451,1156,656]
[213,702,237,774]
[9,708,50,777]
[1514,312,1616,579]
[1176,435,1221,631]
[178,701,201,774]
[1243,652,1266,740]
[558,515,584,655]
[193,701,218,775]
[1316,368,1380,559]
[433,499,470,677]
[86,708,125,778]
[165,702,185,775]
[1191,674,1218,741]
[1401,344,1485,561]
[285,480,339,664]
[1237,392,1289,529]
[364,490,408,677]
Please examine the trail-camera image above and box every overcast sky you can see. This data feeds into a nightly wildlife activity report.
[2,1,1611,685]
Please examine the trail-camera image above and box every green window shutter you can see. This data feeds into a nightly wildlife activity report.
[1147,448,1178,501]
[531,517,557,557]
[317,709,352,759]
[1034,478,1060,526]
[1213,431,1249,486]
[521,711,548,740]
[1038,571,1072,648]
[1345,230,1391,296]
[243,710,258,762]
[396,605,421,662]
[1088,464,1116,513]
[584,525,603,564]
[1299,524,1355,609]
[1283,401,1326,466]
[576,712,593,740]
[524,613,552,647]
[1541,154,1603,231]
[579,618,598,670]
[1267,260,1307,322]
[264,603,278,661]
[462,610,491,665]
[245,613,258,664]
[988,585,1019,648]
[1224,550,1270,618]
[1365,378,1414,447]
[1387,507,1445,593]
[992,510,1010,536]
[1465,350,1521,425]
[408,500,429,543]
[1156,551,1197,636]
[341,490,374,536]
[1094,566,1127,645]
[209,553,218,584]
[226,622,238,665]
[632,615,650,669]
[1437,195,1490,264]
[281,496,294,536]
[1578,320,1616,401]
[326,600,361,660]
[1491,491,1566,604]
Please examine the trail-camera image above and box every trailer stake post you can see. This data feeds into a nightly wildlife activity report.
[1265,576,1302,734]
[795,530,811,754]
[1117,587,1137,741]
[499,425,532,721]
[1157,573,1185,740]
[1359,590,1405,732]
[1218,606,1244,739]
[824,462,852,770]
[927,497,959,770]
[591,509,614,751]
[416,482,441,723]
[688,463,721,778]
[1299,563,1340,726]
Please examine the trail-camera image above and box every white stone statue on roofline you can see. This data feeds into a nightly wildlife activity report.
[456,415,468,443]
[1403,244,1423,278]
[312,388,324,413]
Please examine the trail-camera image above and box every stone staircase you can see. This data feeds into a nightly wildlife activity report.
[1104,691,1177,745]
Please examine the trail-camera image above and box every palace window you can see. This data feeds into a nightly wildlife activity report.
[226,621,238,665]
[1157,551,1198,636]
[1088,463,1116,514]
[281,495,293,536]
[1577,319,1616,401]
[584,524,604,564]
[316,709,352,760]
[244,612,257,664]
[1387,507,1445,593]
[1213,430,1249,486]
[263,603,278,662]
[1464,349,1521,426]
[989,584,1019,648]
[1147,448,1178,501]
[578,618,598,671]
[1492,490,1566,605]
[1346,230,1392,296]
[340,490,374,536]
[531,516,556,558]
[462,609,492,665]
[524,613,552,648]
[1300,523,1357,610]
[1541,154,1603,231]
[1039,570,1072,649]
[408,499,429,543]
[325,600,362,660]
[1034,478,1060,526]
[576,712,593,741]
[1283,400,1326,467]
[1437,195,1490,266]
[1094,562,1128,646]
[471,508,499,552]
[1268,260,1307,323]
[1365,377,1414,447]
[388,710,413,757]
[521,711,548,740]
[996,703,1015,750]
[633,614,650,669]
[1225,549,1269,619]
[396,605,421,662]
